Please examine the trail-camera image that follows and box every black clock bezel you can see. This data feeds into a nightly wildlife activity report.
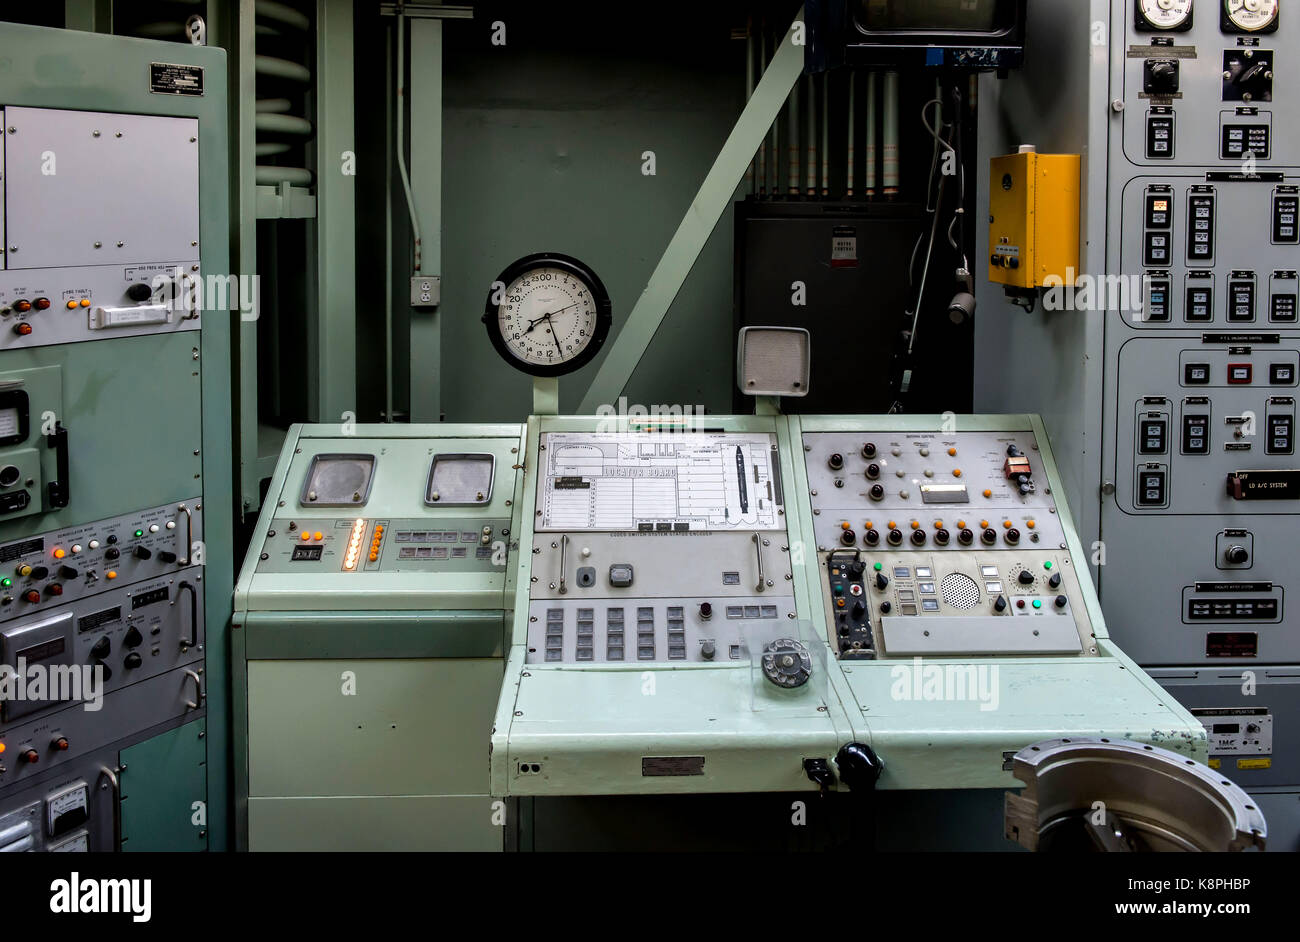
[1221,0,1279,33]
[1135,0,1195,32]
[482,252,613,378]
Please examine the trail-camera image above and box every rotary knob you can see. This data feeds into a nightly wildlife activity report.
[1018,569,1035,585]
[761,639,813,689]
[1225,545,1250,565]
[701,641,716,660]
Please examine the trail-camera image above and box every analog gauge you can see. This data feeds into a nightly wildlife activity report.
[1223,0,1279,31]
[1138,0,1194,30]
[482,253,612,377]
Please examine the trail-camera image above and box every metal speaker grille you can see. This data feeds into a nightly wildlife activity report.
[940,573,981,610]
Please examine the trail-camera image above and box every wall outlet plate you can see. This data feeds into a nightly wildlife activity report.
[411,275,440,308]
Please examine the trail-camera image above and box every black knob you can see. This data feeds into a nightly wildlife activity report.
[59,565,78,579]
[1146,59,1179,95]
[1005,527,1021,545]
[106,535,118,545]
[934,528,950,545]
[865,463,880,480]
[90,636,111,659]
[1006,444,1021,457]
[958,528,974,545]
[851,600,866,619]
[134,546,152,560]
[96,661,112,682]
[1055,595,1068,609]
[840,528,857,546]
[861,443,877,459]
[887,528,903,546]
[869,484,885,501]
[910,529,926,546]
[994,595,1008,612]
[158,551,177,564]
[104,547,120,560]
[847,561,866,577]
[828,453,844,471]
[863,528,880,546]
[835,742,884,791]
[1225,545,1250,565]
[30,566,48,579]
[875,572,889,590]
[123,626,143,648]
[879,601,891,614]
[1048,572,1062,589]
[1018,569,1035,585]
[125,282,153,302]
[699,602,713,619]
[123,652,143,669]
[981,528,998,545]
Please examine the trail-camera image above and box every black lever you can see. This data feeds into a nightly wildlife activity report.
[803,757,836,796]
[45,422,69,509]
[835,742,884,791]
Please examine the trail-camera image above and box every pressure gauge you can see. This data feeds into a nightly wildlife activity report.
[1137,0,1194,30]
[483,253,612,377]
[1222,0,1279,32]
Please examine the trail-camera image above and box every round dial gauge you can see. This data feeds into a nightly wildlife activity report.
[1140,0,1194,29]
[1224,0,1279,30]
[483,253,612,377]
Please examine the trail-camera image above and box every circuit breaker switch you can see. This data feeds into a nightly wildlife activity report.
[1004,455,1032,479]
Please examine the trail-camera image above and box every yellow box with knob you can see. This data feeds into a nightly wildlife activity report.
[988,148,1081,290]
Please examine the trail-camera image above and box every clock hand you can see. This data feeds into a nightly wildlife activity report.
[547,315,565,356]
[524,303,578,333]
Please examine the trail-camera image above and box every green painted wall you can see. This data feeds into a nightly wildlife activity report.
[431,9,751,421]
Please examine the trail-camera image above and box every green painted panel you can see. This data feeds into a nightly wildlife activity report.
[119,719,208,852]
[248,796,503,852]
[247,658,501,797]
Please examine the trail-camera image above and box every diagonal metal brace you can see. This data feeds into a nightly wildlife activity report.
[578,10,806,414]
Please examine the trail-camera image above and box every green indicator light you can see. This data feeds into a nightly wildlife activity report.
[1043,561,1053,570]
[1032,599,1042,609]
[134,529,144,538]
[1,579,10,588]
[874,562,883,571]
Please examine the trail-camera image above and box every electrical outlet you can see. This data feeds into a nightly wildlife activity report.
[410,275,440,308]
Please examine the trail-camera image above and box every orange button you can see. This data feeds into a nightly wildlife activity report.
[313,531,323,541]
[52,548,65,559]
[909,520,920,530]
[835,598,845,608]
[368,552,378,562]
[864,521,874,530]
[1003,520,1012,529]
[79,298,91,307]
[957,520,967,529]
[887,521,897,530]
[983,489,992,498]
[1026,519,1036,529]
[953,469,962,477]
[947,447,957,456]
[0,743,5,755]
[106,570,117,580]
[979,520,989,529]
[933,520,944,529]
[66,300,78,310]
[300,532,311,541]
[840,521,851,530]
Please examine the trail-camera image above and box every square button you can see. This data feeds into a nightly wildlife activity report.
[1184,363,1211,385]
[1270,363,1296,385]
[1228,364,1253,384]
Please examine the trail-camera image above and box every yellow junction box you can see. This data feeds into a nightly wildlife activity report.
[988,149,1081,289]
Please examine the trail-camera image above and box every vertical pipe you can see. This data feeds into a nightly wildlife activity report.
[865,72,878,199]
[385,22,394,422]
[846,71,856,198]
[805,74,816,195]
[820,72,829,197]
[787,79,800,195]
[396,12,422,272]
[769,25,780,197]
[882,70,900,199]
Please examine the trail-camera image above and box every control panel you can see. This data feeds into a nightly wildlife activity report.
[802,427,1093,657]
[523,430,796,665]
[1103,0,1300,668]
[0,107,203,350]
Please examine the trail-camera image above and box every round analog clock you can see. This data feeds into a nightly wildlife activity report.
[482,253,612,377]
[1138,0,1194,30]
[1223,0,1279,31]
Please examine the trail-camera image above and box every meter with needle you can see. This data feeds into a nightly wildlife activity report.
[483,253,613,377]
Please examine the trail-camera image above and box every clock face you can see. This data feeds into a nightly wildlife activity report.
[483,254,612,377]
[1140,0,1194,29]
[1224,0,1279,31]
